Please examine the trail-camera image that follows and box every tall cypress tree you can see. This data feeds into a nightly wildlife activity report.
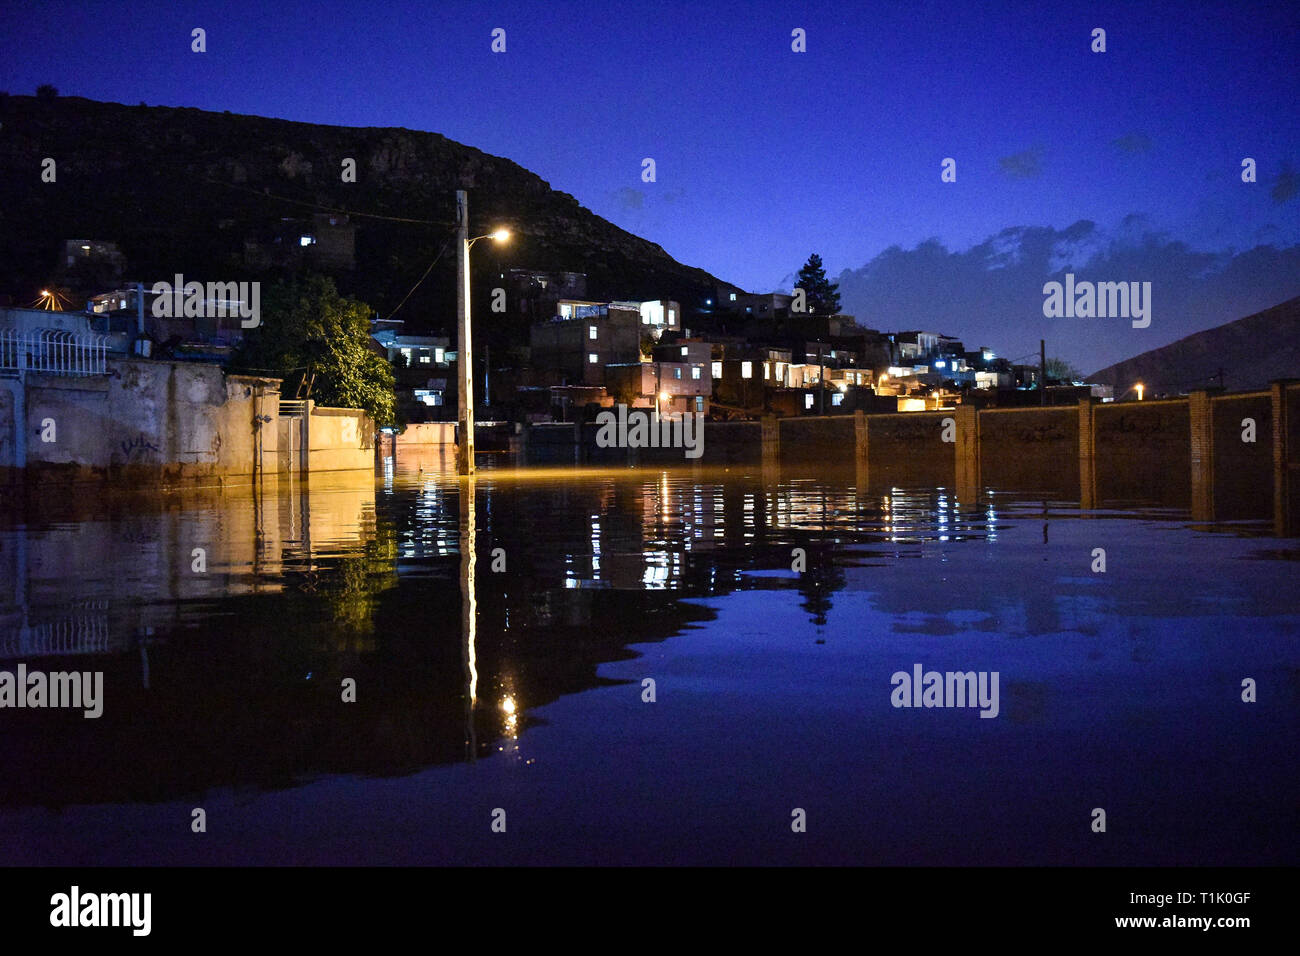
[794,253,841,315]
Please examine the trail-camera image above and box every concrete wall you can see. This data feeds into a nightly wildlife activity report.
[1211,393,1272,519]
[1094,399,1190,502]
[13,360,281,484]
[779,415,856,462]
[398,422,456,446]
[307,405,374,472]
[1,359,374,483]
[979,405,1078,491]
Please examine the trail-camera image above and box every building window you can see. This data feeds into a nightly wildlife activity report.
[776,363,785,381]
[742,362,753,379]
[805,394,814,409]
[712,362,722,379]
[401,348,413,361]
[419,350,431,364]
[729,293,736,301]
[589,325,598,340]
[300,235,315,246]
[696,396,704,411]
[588,353,598,364]
[832,392,844,407]
[763,363,770,380]
[435,347,445,363]
[668,309,676,325]
[681,346,688,356]
[691,367,701,380]
[674,368,682,379]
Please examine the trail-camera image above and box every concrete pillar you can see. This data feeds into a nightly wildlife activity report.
[1271,380,1298,536]
[761,416,779,466]
[1078,397,1098,512]
[1189,389,1216,521]
[954,404,980,504]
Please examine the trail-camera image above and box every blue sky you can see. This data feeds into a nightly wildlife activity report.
[3,0,1297,369]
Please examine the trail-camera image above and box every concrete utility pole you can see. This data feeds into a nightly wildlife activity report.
[818,341,826,415]
[456,189,475,475]
[1039,339,1047,407]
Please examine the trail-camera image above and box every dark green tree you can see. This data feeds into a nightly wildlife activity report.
[1045,357,1082,383]
[234,274,397,427]
[36,84,58,100]
[794,253,841,316]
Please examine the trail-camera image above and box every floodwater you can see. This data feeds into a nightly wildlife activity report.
[0,451,1296,865]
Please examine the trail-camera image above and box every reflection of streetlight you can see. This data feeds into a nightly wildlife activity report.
[456,187,511,476]
[1136,382,1145,401]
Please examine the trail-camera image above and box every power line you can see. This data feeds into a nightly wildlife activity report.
[200,177,456,226]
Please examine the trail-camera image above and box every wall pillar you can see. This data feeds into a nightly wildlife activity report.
[761,416,779,466]
[954,404,980,504]
[1078,397,1098,512]
[1272,380,1298,536]
[1189,389,1216,521]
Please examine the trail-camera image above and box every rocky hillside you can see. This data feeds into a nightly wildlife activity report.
[1088,295,1300,394]
[0,93,738,342]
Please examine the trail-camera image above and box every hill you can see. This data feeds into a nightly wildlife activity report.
[0,93,739,344]
[1088,295,1300,395]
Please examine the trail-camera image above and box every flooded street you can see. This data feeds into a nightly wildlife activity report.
[1,454,1296,865]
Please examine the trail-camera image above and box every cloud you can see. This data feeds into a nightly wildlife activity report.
[998,147,1043,179]
[1272,163,1298,203]
[612,186,644,211]
[833,220,1300,374]
[1111,132,1153,154]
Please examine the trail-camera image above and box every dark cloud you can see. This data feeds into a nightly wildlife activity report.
[611,186,644,211]
[1272,163,1297,203]
[833,221,1300,374]
[1111,132,1153,154]
[998,147,1043,179]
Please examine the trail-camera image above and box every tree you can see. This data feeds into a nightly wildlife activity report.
[1045,357,1082,383]
[234,274,397,427]
[36,84,58,100]
[794,253,841,316]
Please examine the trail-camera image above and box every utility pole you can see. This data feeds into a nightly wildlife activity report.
[1039,339,1047,407]
[818,341,826,415]
[456,189,475,475]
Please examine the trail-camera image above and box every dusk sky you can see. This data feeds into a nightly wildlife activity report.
[3,0,1298,370]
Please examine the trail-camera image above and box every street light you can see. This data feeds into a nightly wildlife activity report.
[1135,382,1145,402]
[455,187,511,476]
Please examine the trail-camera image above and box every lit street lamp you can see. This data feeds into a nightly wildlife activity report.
[455,188,510,476]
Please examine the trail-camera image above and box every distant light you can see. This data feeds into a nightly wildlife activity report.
[880,373,888,382]
[492,228,511,242]
[501,696,516,715]
[1136,383,1145,401]
[80,245,90,251]
[659,391,670,401]
[40,289,49,296]
[983,350,993,360]
[935,360,946,368]
[705,298,712,305]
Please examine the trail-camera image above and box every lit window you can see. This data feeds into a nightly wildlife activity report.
[588,353,598,364]
[674,368,682,379]
[696,396,704,410]
[589,325,598,340]
[729,293,736,302]
[681,346,688,356]
[401,348,412,360]
[763,363,770,380]
[711,362,722,379]
[832,393,844,406]
[419,350,431,364]
[300,235,315,246]
[435,348,445,363]
[805,394,814,409]
[691,367,701,380]
[741,362,753,379]
[668,309,676,324]
[776,363,784,380]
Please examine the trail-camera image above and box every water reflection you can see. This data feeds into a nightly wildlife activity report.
[0,452,1288,813]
